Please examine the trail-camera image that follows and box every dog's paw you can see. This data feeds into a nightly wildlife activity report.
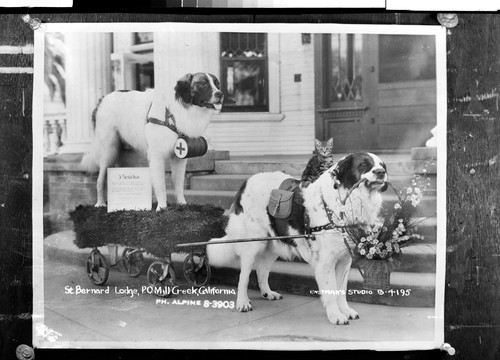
[176,197,187,205]
[326,308,350,325]
[236,298,253,312]
[261,291,283,301]
[341,307,359,320]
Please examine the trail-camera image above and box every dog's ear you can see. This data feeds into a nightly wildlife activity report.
[175,73,194,104]
[334,155,356,189]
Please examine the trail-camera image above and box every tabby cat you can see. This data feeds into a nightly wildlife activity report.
[301,138,334,187]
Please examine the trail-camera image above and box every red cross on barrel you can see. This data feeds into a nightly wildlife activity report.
[174,136,208,159]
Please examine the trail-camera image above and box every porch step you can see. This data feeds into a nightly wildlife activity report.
[287,242,436,273]
[215,159,309,176]
[167,189,438,218]
[214,159,437,176]
[190,174,249,192]
[395,244,436,273]
[190,173,436,195]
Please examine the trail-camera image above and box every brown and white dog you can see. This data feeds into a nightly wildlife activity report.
[207,152,388,325]
[81,73,223,210]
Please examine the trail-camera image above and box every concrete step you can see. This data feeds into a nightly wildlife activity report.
[169,189,438,218]
[214,158,437,177]
[290,242,436,273]
[215,159,309,176]
[190,174,249,192]
[190,173,436,195]
[44,231,436,308]
[168,189,236,209]
[396,244,436,273]
[411,147,437,161]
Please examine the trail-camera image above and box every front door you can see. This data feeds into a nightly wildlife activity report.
[314,34,377,152]
[314,33,438,152]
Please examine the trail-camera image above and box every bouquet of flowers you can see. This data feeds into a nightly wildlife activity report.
[345,171,430,261]
[343,168,432,289]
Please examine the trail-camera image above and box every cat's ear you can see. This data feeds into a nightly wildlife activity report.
[326,138,334,147]
[314,139,322,148]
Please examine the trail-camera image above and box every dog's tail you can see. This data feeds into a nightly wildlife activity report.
[79,96,105,173]
[91,96,105,129]
[80,151,99,173]
[206,236,238,268]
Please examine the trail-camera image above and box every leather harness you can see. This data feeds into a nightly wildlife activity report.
[146,103,185,136]
[269,177,347,243]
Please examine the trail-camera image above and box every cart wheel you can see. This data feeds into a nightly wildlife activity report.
[183,252,211,287]
[121,248,144,277]
[147,261,176,298]
[86,250,109,286]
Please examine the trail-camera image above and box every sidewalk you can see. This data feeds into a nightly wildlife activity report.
[39,231,438,350]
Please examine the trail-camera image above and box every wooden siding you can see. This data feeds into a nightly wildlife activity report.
[376,80,437,150]
[207,33,316,156]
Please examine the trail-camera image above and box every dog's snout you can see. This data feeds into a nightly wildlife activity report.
[214,90,223,98]
[372,168,386,178]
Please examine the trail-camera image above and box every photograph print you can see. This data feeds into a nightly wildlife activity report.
[34,22,446,350]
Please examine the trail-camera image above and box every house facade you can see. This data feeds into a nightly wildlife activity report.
[53,30,436,157]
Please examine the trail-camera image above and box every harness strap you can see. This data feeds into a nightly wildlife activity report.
[146,103,184,136]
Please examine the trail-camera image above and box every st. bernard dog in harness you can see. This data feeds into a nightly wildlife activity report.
[207,152,388,325]
[81,73,223,210]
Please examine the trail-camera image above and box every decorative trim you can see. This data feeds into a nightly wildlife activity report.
[212,112,285,123]
[318,107,368,120]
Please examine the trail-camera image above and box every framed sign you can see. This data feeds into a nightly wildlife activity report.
[34,21,446,351]
[107,168,152,212]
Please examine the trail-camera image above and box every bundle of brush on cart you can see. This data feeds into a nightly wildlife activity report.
[69,204,227,257]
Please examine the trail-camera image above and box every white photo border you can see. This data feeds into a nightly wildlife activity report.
[33,21,447,351]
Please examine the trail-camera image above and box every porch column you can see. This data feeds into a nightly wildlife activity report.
[59,32,112,154]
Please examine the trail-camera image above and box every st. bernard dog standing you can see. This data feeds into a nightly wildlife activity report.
[207,152,388,325]
[81,73,223,210]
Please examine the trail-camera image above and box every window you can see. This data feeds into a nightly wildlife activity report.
[134,32,154,45]
[379,35,436,83]
[330,34,364,105]
[136,62,154,91]
[220,33,269,112]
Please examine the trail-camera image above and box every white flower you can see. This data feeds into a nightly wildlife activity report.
[369,247,376,254]
[406,187,413,194]
[360,249,366,255]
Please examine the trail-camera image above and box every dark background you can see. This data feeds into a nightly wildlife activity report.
[0,8,498,360]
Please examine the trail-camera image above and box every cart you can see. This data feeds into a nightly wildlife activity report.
[85,234,315,298]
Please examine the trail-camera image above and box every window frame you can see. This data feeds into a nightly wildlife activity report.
[213,33,282,122]
[219,32,269,113]
[323,33,366,109]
